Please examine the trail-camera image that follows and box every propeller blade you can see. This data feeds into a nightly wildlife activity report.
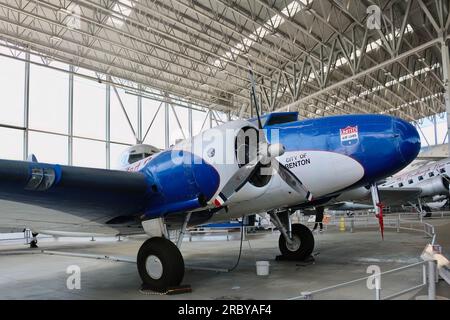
[212,160,260,207]
[272,159,313,202]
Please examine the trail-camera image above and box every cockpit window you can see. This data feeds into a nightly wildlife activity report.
[128,153,152,164]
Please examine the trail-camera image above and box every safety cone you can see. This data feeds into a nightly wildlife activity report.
[339,217,345,232]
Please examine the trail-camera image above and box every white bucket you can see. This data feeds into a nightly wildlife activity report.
[256,261,270,276]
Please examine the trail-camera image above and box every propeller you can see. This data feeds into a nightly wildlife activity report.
[212,64,313,208]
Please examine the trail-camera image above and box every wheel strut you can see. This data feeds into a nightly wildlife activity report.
[269,211,294,246]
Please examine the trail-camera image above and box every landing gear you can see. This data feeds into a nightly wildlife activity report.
[414,198,432,218]
[278,224,314,260]
[270,210,315,261]
[30,232,38,248]
[421,205,432,218]
[137,237,184,292]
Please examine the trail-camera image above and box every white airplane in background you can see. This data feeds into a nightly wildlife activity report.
[325,157,450,217]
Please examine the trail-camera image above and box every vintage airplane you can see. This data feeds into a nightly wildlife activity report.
[0,111,420,292]
[0,66,421,291]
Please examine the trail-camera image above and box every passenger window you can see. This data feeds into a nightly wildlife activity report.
[429,172,435,177]
[418,176,424,181]
[398,183,404,187]
[440,168,446,173]
[408,179,413,184]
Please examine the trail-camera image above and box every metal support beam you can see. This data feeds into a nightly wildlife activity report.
[278,39,440,112]
[170,105,186,140]
[112,85,137,141]
[441,39,450,154]
[188,105,193,138]
[137,85,143,144]
[209,109,213,128]
[165,94,170,149]
[68,65,74,166]
[142,102,163,143]
[433,115,438,145]
[106,83,111,169]
[23,51,30,161]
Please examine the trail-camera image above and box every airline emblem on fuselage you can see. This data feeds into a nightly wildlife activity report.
[340,126,359,146]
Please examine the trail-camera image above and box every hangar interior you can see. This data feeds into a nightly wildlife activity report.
[0,0,449,300]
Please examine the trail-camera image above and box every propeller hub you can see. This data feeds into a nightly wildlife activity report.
[267,143,285,158]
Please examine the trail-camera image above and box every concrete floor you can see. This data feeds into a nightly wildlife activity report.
[0,220,449,300]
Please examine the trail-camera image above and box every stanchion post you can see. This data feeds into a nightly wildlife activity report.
[375,288,381,300]
[428,260,436,300]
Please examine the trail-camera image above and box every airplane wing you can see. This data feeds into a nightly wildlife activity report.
[0,159,149,219]
[377,187,422,205]
[416,156,447,161]
[349,187,422,206]
[324,187,422,214]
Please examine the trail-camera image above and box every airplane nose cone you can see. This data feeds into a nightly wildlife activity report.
[393,118,421,165]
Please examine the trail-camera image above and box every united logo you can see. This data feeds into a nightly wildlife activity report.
[340,126,359,146]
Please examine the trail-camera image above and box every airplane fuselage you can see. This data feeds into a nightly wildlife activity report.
[128,114,420,225]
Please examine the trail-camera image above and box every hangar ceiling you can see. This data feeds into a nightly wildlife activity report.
[0,0,449,121]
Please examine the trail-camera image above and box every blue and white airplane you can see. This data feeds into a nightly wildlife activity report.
[0,108,420,291]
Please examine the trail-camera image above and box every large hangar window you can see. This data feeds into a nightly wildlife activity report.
[0,52,25,161]
[110,87,138,145]
[28,131,68,165]
[0,127,23,160]
[73,138,106,169]
[74,75,106,141]
[0,55,24,126]
[29,63,68,135]
[169,105,188,145]
[142,98,165,149]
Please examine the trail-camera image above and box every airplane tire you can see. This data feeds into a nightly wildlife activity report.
[278,224,314,260]
[422,206,432,218]
[137,237,184,292]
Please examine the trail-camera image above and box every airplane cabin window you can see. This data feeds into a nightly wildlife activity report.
[440,168,446,173]
[398,183,403,187]
[128,153,145,164]
[429,172,435,177]
[408,179,413,184]
[418,176,424,181]
[128,152,153,164]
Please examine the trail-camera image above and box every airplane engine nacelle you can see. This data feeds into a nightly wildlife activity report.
[418,176,449,197]
[333,186,371,202]
[175,120,272,205]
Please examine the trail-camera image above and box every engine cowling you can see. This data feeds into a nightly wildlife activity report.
[174,120,273,204]
[417,176,449,197]
[333,186,371,202]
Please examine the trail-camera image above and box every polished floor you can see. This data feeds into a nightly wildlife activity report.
[0,218,449,300]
